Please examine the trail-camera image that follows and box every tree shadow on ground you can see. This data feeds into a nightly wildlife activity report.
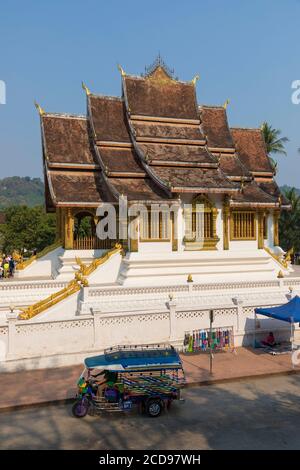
[1,374,300,450]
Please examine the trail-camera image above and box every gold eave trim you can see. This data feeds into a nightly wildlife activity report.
[108,171,146,178]
[227,176,252,181]
[230,202,280,208]
[252,171,274,177]
[172,187,239,193]
[209,147,236,153]
[149,161,218,168]
[56,202,103,207]
[47,162,101,170]
[128,199,179,205]
[130,115,200,125]
[96,141,133,148]
[136,137,207,146]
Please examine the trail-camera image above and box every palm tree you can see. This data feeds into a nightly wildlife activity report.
[261,122,289,171]
[279,188,300,252]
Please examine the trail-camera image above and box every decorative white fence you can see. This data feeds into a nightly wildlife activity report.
[0,297,293,372]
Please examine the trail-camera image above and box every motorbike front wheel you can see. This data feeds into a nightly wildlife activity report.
[72,398,90,418]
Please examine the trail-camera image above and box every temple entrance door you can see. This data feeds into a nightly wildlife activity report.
[73,211,113,250]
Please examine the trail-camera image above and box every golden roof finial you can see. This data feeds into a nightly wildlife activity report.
[81,81,91,96]
[191,74,200,86]
[34,101,45,116]
[240,177,245,192]
[117,64,126,77]
[223,99,230,109]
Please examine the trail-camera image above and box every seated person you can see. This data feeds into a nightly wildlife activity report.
[261,332,276,347]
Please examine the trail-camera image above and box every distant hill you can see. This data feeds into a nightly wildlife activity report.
[0,177,44,209]
[280,185,300,196]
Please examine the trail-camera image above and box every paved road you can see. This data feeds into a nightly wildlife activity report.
[1,374,300,450]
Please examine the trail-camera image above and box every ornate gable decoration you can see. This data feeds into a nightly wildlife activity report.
[142,54,177,81]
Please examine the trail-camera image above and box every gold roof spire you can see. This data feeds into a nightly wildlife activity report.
[223,99,230,109]
[81,81,91,96]
[34,101,45,116]
[191,74,200,86]
[117,64,126,77]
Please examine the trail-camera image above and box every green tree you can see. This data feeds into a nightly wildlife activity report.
[0,205,56,254]
[261,122,289,170]
[279,188,300,252]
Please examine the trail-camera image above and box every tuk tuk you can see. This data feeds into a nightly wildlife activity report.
[72,344,185,418]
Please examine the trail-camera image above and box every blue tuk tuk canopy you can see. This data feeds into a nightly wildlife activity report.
[255,295,300,323]
[84,347,182,371]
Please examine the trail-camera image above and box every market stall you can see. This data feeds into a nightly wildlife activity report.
[254,295,300,351]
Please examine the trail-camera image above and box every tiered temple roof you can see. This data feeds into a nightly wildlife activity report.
[39,60,289,210]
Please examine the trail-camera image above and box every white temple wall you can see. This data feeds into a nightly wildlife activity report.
[215,196,224,251]
[14,246,64,279]
[1,280,299,372]
[265,210,275,249]
[138,241,172,254]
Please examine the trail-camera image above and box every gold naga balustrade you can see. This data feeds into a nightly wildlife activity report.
[18,243,123,320]
[15,240,62,271]
[18,279,81,320]
[75,242,123,277]
[264,246,293,270]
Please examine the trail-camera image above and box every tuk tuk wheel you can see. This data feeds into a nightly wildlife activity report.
[146,399,163,418]
[72,399,89,418]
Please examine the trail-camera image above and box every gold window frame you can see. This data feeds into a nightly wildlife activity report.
[139,206,171,242]
[230,210,257,241]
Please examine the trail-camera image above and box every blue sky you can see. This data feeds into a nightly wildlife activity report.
[0,0,300,186]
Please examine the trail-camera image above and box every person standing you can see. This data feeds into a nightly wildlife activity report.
[9,257,15,277]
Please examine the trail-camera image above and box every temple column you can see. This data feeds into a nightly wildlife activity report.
[212,207,218,241]
[129,216,139,252]
[64,208,74,249]
[223,198,230,250]
[171,211,178,251]
[55,207,62,242]
[273,210,280,246]
[257,210,265,249]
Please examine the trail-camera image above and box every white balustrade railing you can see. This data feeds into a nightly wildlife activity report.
[0,296,295,372]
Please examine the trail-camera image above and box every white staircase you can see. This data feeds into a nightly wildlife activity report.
[118,250,290,286]
[55,249,108,280]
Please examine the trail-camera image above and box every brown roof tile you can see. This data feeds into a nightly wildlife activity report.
[48,170,114,205]
[97,146,145,174]
[42,115,98,166]
[231,128,273,173]
[231,181,277,206]
[219,154,251,178]
[124,75,198,120]
[152,166,236,192]
[200,106,234,149]
[133,121,204,141]
[257,179,290,206]
[89,96,131,143]
[139,143,217,166]
[108,176,170,201]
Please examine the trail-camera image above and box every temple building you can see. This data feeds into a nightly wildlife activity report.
[1,58,298,371]
[36,56,290,285]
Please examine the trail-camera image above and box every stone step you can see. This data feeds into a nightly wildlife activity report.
[117,251,284,286]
